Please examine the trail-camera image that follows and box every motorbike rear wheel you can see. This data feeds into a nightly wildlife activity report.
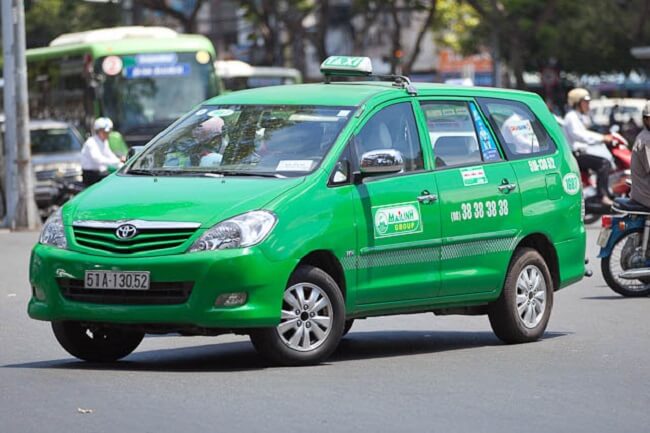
[601,229,650,297]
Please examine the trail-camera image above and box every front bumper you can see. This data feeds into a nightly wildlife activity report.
[28,244,296,329]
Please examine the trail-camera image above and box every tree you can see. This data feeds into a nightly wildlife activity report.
[462,0,650,88]
[24,0,121,48]
[139,0,208,33]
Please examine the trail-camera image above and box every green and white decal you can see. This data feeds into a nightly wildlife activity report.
[563,173,580,195]
[460,166,488,186]
[372,202,423,238]
[320,56,373,76]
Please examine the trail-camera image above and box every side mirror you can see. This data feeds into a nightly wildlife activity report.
[359,149,404,175]
[127,145,145,160]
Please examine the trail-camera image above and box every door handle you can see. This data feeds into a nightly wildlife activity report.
[498,183,517,193]
[417,191,438,204]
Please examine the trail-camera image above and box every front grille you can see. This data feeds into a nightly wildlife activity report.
[58,278,193,305]
[73,227,197,254]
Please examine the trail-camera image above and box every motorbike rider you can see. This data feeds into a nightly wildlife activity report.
[563,88,614,206]
[630,101,650,208]
[80,117,123,186]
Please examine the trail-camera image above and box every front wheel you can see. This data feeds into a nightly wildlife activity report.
[488,248,554,344]
[601,230,650,297]
[249,265,345,366]
[52,321,144,362]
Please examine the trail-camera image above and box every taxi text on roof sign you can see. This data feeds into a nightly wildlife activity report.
[320,56,373,76]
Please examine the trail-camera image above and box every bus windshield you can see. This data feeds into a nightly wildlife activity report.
[98,52,217,143]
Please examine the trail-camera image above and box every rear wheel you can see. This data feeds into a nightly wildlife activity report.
[52,321,144,362]
[488,248,554,344]
[601,230,650,297]
[249,265,345,366]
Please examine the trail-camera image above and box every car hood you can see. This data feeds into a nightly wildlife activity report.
[68,174,305,227]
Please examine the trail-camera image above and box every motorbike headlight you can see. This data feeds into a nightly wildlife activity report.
[39,208,67,249]
[188,211,277,252]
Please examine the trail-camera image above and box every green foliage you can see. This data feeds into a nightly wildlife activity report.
[463,0,650,76]
[25,0,121,48]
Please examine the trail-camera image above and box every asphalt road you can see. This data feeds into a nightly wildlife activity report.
[1,227,649,433]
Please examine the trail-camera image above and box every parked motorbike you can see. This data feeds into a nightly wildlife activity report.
[598,197,650,297]
[37,177,85,220]
[582,130,631,224]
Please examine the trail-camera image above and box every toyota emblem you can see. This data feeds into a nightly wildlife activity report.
[115,224,138,240]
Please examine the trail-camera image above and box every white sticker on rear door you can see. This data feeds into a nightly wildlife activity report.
[276,160,314,171]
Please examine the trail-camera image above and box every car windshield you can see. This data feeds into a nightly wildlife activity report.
[30,127,82,154]
[127,105,354,177]
[98,52,217,136]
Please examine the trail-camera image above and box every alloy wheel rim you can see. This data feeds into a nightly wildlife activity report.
[516,265,547,329]
[276,283,333,352]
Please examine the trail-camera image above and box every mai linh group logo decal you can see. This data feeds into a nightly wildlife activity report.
[372,202,423,238]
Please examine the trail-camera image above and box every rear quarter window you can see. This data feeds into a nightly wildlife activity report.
[477,98,556,160]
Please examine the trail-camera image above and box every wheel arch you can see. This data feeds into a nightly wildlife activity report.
[515,234,560,291]
[295,250,347,300]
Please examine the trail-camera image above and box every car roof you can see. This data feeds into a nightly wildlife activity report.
[29,120,73,130]
[204,82,541,107]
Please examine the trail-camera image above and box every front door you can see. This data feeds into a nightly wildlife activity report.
[352,101,442,305]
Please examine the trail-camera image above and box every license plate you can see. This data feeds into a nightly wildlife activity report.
[84,271,150,290]
[597,228,611,247]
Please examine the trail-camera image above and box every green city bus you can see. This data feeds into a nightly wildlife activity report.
[26,26,219,147]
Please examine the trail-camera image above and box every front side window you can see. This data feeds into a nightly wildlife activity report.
[354,102,424,172]
[478,98,555,159]
[127,105,353,177]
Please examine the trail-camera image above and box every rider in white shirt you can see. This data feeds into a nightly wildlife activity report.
[563,88,614,206]
[80,117,122,186]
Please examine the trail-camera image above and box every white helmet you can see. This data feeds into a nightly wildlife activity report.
[93,117,113,132]
[567,88,591,107]
[643,100,650,117]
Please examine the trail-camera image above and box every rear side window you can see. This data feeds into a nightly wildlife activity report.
[477,98,556,159]
[420,101,501,169]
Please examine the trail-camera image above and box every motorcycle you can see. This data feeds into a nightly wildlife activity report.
[582,130,631,224]
[37,177,85,220]
[597,197,650,297]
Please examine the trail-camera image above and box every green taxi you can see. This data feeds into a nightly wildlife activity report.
[29,56,585,365]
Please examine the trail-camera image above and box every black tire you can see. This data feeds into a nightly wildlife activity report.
[488,248,554,344]
[601,230,650,297]
[342,319,354,337]
[52,321,144,362]
[583,213,600,225]
[249,265,345,366]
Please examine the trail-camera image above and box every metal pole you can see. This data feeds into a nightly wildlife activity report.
[11,0,40,229]
[2,0,18,229]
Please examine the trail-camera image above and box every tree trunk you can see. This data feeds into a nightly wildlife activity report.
[404,0,437,76]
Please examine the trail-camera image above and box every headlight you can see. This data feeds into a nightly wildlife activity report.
[188,210,277,252]
[39,208,67,249]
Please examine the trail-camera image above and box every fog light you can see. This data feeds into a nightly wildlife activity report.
[215,292,247,307]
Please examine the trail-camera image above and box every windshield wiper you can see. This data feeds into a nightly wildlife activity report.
[127,168,180,176]
[212,170,284,178]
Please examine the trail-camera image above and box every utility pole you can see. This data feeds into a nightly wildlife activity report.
[2,0,40,230]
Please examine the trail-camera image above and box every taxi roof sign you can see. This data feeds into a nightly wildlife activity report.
[320,56,373,76]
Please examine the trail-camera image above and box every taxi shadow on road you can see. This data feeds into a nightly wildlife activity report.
[4,330,568,372]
